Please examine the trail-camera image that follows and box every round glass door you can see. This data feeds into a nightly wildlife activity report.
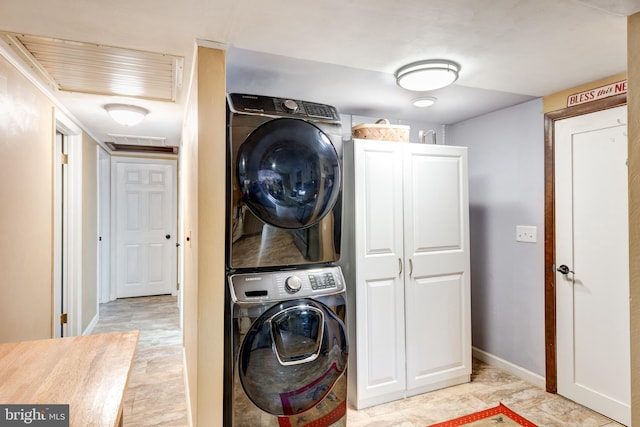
[237,118,341,229]
[238,299,347,416]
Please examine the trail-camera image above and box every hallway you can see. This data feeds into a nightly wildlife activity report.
[92,295,188,426]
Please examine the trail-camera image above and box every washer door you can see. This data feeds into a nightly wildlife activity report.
[237,118,341,229]
[239,299,348,416]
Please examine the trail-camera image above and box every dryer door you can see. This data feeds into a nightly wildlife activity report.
[237,118,341,229]
[238,298,348,416]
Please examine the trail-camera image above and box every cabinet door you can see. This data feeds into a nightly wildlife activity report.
[403,144,471,392]
[354,139,406,405]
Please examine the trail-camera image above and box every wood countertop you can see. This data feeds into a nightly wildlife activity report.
[0,330,139,427]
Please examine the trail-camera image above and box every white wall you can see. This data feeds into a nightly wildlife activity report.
[448,98,545,376]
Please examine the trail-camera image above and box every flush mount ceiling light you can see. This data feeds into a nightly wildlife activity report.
[395,59,460,91]
[104,104,149,126]
[412,96,437,108]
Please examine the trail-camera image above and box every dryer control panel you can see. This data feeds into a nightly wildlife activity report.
[228,93,340,123]
[229,266,345,303]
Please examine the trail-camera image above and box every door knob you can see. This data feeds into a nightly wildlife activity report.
[557,264,574,275]
[165,234,171,240]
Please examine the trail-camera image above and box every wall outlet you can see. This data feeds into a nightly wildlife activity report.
[516,225,537,243]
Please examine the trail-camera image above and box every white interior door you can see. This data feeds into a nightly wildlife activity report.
[403,144,471,393]
[113,158,177,298]
[555,105,630,425]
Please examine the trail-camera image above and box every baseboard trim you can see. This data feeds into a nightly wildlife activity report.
[82,313,99,336]
[472,347,546,389]
[183,348,194,427]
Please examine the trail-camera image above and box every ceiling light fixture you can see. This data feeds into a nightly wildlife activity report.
[412,96,437,108]
[104,104,149,126]
[395,59,460,91]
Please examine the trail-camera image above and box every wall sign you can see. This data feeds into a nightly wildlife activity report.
[567,80,627,107]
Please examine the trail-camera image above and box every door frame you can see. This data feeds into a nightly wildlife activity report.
[544,93,627,392]
[110,156,178,300]
[98,146,111,303]
[53,109,83,338]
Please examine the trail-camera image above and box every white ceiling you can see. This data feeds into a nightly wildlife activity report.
[1,0,638,148]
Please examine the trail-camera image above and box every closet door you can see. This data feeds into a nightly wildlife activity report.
[354,139,406,405]
[403,144,472,393]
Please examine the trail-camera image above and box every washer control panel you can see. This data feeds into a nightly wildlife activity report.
[229,266,345,302]
[228,93,340,123]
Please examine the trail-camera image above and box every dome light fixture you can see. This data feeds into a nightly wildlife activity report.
[412,96,437,108]
[104,103,149,126]
[395,59,460,91]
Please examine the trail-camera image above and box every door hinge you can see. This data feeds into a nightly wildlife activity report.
[61,153,68,165]
[60,313,68,325]
[176,282,180,291]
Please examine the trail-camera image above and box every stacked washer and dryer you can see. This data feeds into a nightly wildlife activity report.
[224,93,348,427]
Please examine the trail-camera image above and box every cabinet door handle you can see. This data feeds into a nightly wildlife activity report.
[398,258,402,276]
[409,258,413,277]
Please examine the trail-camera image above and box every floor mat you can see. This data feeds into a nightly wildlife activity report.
[428,403,537,427]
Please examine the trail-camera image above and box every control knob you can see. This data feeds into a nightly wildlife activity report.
[285,275,302,293]
[282,99,299,113]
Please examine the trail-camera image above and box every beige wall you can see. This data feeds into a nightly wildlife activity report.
[0,53,100,343]
[542,72,627,113]
[182,45,226,426]
[628,12,640,427]
[0,54,55,342]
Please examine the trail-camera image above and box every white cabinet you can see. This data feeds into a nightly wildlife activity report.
[342,138,471,409]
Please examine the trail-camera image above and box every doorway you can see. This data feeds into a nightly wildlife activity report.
[544,94,629,424]
[555,105,630,424]
[111,157,178,299]
[53,110,83,337]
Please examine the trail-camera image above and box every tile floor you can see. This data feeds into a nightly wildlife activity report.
[346,359,624,427]
[91,295,188,426]
[92,295,625,427]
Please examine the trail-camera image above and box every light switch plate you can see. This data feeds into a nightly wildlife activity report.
[516,225,537,243]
